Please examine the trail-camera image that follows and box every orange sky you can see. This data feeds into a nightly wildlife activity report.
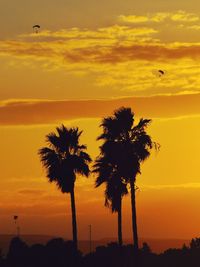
[0,1,200,241]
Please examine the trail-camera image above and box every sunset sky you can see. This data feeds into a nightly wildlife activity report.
[0,0,200,242]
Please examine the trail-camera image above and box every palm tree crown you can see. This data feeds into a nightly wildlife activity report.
[94,156,128,213]
[39,125,91,193]
[98,107,158,182]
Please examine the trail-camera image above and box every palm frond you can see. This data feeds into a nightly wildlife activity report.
[46,133,62,152]
[132,118,152,135]
[79,151,92,163]
[38,147,60,182]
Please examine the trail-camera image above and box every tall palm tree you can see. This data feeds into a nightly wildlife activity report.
[93,157,128,246]
[38,125,91,250]
[98,107,159,250]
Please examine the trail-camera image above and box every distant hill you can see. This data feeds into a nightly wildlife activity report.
[0,235,190,255]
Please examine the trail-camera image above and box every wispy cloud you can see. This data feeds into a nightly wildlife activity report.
[18,189,46,195]
[141,183,200,190]
[20,25,157,41]
[0,94,200,126]
[119,11,200,24]
[3,38,200,65]
[170,11,199,22]
[1,12,200,96]
[119,15,149,23]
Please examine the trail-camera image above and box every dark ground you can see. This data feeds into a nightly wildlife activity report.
[0,236,199,267]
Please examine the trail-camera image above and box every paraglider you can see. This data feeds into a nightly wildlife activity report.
[158,69,165,76]
[33,24,41,33]
[152,69,166,78]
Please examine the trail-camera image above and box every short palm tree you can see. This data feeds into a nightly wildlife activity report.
[93,156,128,246]
[38,125,92,250]
[98,107,159,250]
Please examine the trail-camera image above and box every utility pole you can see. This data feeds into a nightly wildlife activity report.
[89,224,92,253]
[17,226,20,237]
[14,215,20,237]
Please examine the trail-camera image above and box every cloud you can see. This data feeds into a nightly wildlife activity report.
[0,29,159,65]
[1,13,200,67]
[118,11,200,24]
[20,25,157,41]
[1,17,200,96]
[187,25,200,30]
[93,44,200,63]
[119,15,149,23]
[2,33,200,67]
[0,203,69,216]
[151,13,170,22]
[170,11,199,22]
[0,94,200,126]
[3,40,200,68]
[18,189,46,195]
[141,183,200,190]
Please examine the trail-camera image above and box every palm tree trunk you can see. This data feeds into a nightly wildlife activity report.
[130,178,139,250]
[118,197,123,247]
[70,188,78,251]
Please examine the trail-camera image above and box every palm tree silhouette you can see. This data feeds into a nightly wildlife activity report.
[98,107,159,250]
[38,125,92,250]
[93,156,128,246]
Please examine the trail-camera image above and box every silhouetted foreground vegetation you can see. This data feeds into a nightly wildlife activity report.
[38,107,159,251]
[1,237,200,267]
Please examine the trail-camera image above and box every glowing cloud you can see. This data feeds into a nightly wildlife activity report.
[118,10,200,24]
[0,94,200,126]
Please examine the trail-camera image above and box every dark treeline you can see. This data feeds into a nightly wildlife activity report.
[1,237,200,267]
